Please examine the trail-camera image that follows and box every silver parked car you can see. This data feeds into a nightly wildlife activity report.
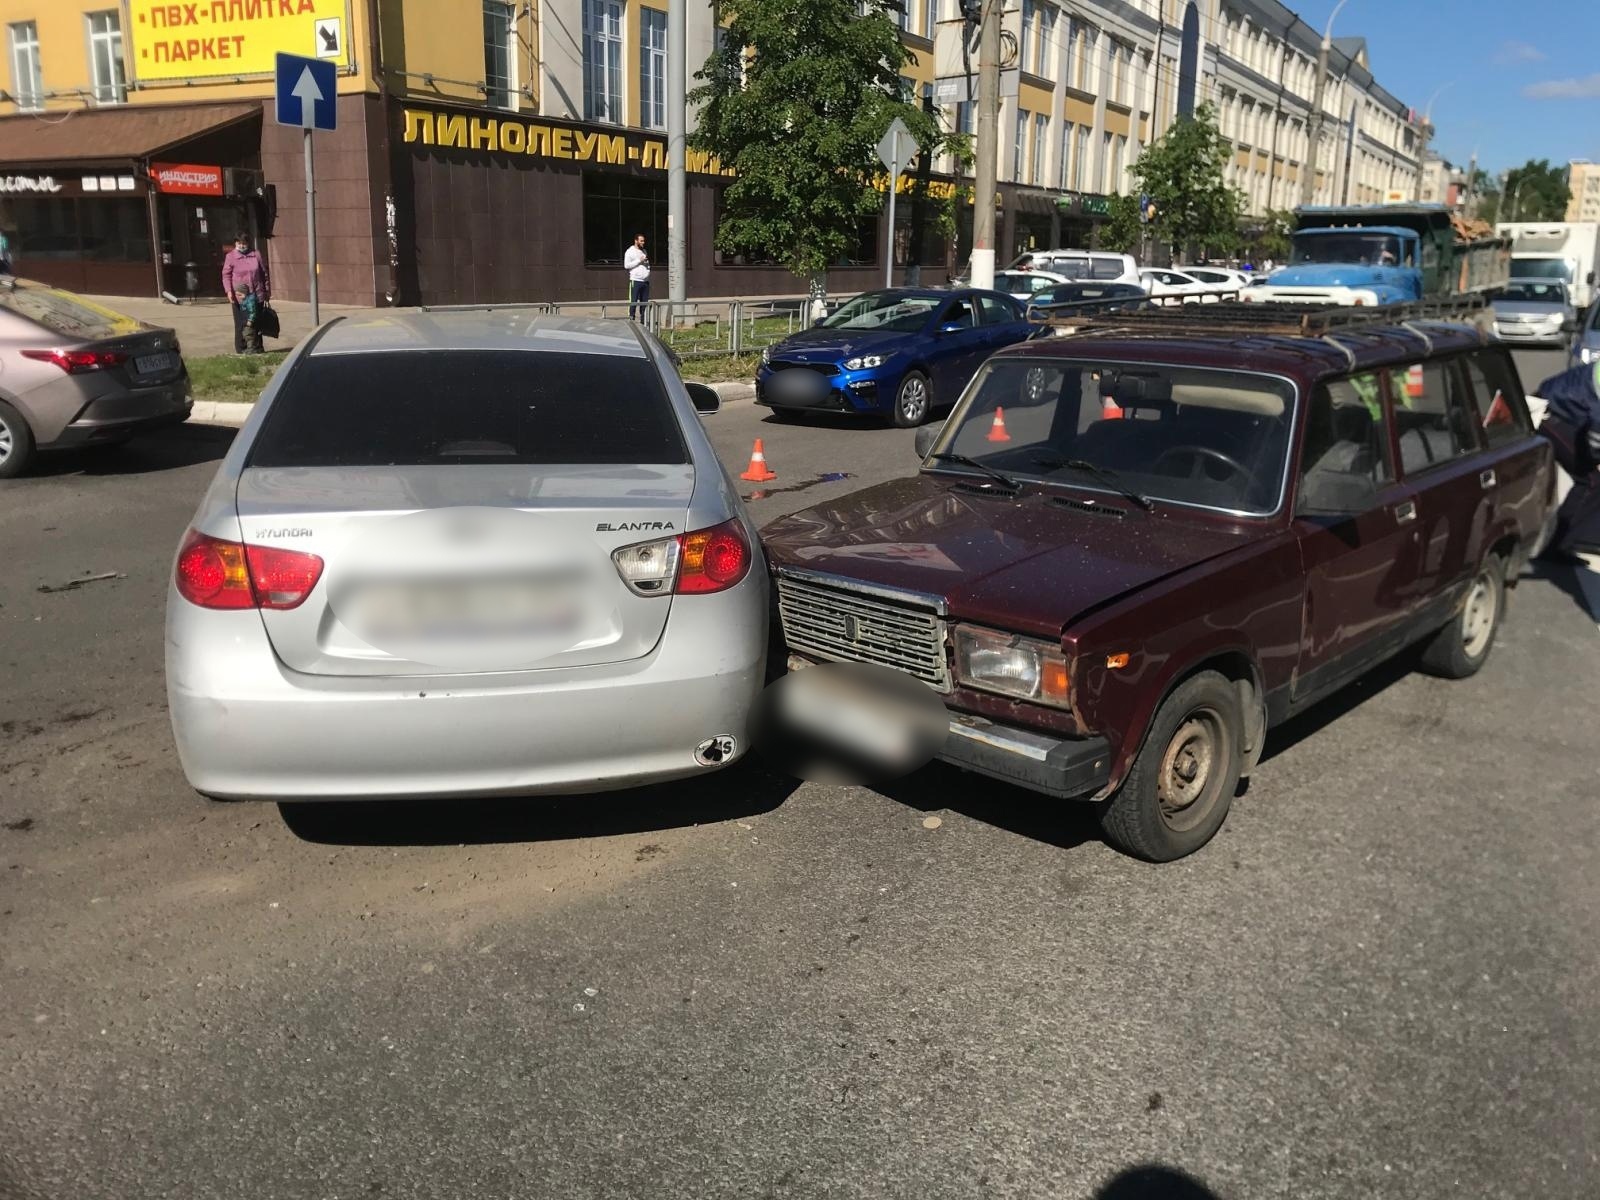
[1491,280,1576,346]
[0,279,191,477]
[166,310,768,803]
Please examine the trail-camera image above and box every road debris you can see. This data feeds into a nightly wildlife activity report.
[921,816,942,830]
[37,571,125,594]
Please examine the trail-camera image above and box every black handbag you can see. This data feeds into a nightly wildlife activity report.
[254,302,281,340]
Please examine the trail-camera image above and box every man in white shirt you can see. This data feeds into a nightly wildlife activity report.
[624,233,650,321]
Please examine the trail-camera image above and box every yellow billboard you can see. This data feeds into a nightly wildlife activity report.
[127,0,353,82]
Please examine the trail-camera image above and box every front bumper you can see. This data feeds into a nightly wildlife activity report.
[938,712,1112,800]
[756,365,886,414]
[1493,323,1567,345]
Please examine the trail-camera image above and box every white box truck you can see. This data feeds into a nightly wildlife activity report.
[1496,221,1600,310]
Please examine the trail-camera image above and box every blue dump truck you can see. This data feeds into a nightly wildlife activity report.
[1244,204,1510,307]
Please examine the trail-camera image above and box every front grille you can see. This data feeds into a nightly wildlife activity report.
[771,361,840,376]
[776,576,950,690]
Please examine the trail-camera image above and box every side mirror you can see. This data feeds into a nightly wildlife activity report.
[938,322,964,335]
[686,382,721,415]
[914,421,945,460]
[812,316,826,328]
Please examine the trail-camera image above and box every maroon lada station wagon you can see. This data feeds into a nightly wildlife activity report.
[761,305,1557,861]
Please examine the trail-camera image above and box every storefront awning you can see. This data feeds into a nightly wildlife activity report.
[0,102,259,169]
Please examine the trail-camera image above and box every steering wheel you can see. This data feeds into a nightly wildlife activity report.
[1153,445,1251,483]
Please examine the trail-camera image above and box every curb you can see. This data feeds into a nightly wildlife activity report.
[189,382,756,428]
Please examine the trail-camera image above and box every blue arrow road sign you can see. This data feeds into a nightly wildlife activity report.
[274,53,336,132]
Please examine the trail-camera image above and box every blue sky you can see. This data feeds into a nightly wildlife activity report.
[1291,0,1600,177]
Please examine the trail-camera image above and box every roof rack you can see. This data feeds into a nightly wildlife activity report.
[1041,294,1487,338]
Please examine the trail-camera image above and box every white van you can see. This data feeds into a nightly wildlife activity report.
[1495,222,1600,310]
[1009,250,1141,287]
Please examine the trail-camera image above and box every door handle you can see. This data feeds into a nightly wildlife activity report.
[1480,468,1497,489]
[1394,500,1417,524]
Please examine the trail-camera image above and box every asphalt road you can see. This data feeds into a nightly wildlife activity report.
[3,347,1598,1199]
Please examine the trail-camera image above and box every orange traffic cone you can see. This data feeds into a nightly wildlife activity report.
[985,407,1011,443]
[1102,394,1124,420]
[739,438,777,482]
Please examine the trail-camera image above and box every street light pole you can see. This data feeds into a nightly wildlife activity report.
[1301,0,1348,208]
[1415,82,1453,202]
[666,0,687,324]
[971,0,1000,290]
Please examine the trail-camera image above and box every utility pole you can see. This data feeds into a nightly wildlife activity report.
[1302,0,1348,206]
[666,0,687,321]
[1465,149,1477,216]
[970,0,1000,290]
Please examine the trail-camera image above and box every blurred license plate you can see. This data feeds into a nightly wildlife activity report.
[135,351,178,374]
[355,578,579,640]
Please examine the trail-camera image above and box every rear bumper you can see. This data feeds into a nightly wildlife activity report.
[938,712,1112,800]
[166,576,768,801]
[42,377,192,448]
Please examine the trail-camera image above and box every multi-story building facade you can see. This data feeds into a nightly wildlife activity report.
[1419,154,1466,209]
[1568,160,1600,223]
[0,0,1424,303]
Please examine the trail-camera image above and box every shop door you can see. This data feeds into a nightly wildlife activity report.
[165,196,251,297]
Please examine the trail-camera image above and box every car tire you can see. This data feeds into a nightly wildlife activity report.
[0,399,37,479]
[891,370,932,428]
[1419,555,1504,679]
[1100,670,1243,862]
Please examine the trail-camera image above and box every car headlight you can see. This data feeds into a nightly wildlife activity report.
[953,626,1071,708]
[1543,312,1565,324]
[844,355,884,371]
[761,344,772,365]
[1582,346,1596,364]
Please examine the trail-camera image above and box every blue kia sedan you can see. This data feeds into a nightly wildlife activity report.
[755,288,1038,426]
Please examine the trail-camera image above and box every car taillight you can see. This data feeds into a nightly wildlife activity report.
[611,518,751,597]
[677,519,751,594]
[21,348,127,374]
[175,530,323,611]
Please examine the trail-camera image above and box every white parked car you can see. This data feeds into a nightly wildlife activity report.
[1012,250,1141,287]
[1139,268,1228,303]
[1177,266,1252,293]
[990,269,1076,302]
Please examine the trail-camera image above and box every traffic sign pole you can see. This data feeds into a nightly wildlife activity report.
[884,139,900,289]
[304,128,318,326]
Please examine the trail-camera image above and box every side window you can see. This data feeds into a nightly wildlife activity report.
[1389,360,1480,474]
[977,295,1017,324]
[1090,256,1123,280]
[1462,351,1532,450]
[1297,373,1390,515]
[940,298,976,329]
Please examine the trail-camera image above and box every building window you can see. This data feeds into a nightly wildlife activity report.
[86,11,125,105]
[1074,125,1088,191]
[582,0,624,124]
[1101,130,1113,192]
[1032,113,1047,186]
[1020,0,1033,73]
[897,0,910,31]
[922,0,936,41]
[1036,6,1055,77]
[1063,17,1077,87]
[1014,109,1028,179]
[957,99,974,135]
[583,173,668,266]
[1112,133,1126,192]
[483,1,515,110]
[1059,121,1073,189]
[640,7,666,129]
[9,21,41,112]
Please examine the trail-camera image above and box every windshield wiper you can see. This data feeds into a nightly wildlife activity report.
[927,452,1022,493]
[1031,456,1154,512]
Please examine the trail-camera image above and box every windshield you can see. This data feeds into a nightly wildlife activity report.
[1511,258,1572,281]
[0,281,143,340]
[928,358,1294,514]
[1291,232,1406,267]
[1500,282,1568,304]
[821,291,941,333]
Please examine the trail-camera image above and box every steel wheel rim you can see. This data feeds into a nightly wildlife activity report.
[1462,571,1497,658]
[0,415,12,464]
[899,376,928,422]
[1157,707,1225,833]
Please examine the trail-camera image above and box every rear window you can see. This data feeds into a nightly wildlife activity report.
[0,281,142,340]
[247,350,688,468]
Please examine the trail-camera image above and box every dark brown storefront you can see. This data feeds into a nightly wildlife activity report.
[391,98,961,306]
[0,102,271,298]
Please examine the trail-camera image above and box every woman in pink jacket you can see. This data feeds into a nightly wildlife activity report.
[221,232,270,354]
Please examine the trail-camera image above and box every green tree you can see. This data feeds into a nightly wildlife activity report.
[1095,193,1143,255]
[1500,159,1569,222]
[1130,103,1245,259]
[690,0,956,291]
[1256,209,1295,262]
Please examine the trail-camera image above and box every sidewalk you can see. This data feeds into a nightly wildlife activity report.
[83,296,372,358]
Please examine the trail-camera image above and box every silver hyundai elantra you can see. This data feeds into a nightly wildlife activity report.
[165,309,767,803]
